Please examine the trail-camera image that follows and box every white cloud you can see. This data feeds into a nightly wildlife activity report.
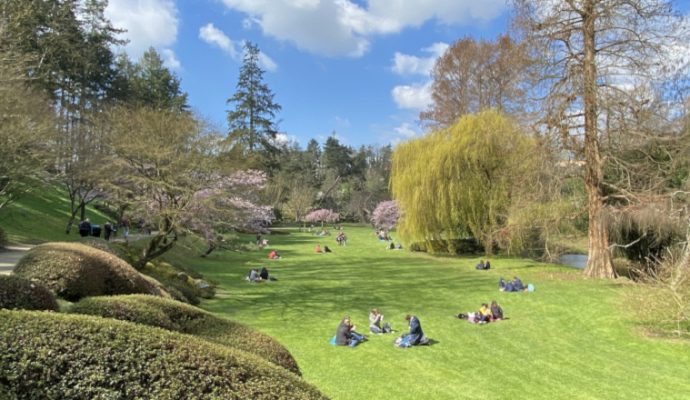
[392,42,448,75]
[391,81,432,110]
[199,23,278,72]
[258,52,278,72]
[199,23,239,59]
[220,0,506,57]
[160,48,181,70]
[394,122,419,138]
[106,0,179,59]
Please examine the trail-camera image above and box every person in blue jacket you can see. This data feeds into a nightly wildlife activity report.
[396,314,426,347]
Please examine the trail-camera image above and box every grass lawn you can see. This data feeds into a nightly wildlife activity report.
[164,225,690,400]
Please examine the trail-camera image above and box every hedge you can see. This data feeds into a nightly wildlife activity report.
[70,295,301,375]
[0,226,7,248]
[0,310,328,399]
[13,242,170,301]
[0,275,58,311]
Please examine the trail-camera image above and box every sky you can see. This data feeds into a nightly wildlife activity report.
[103,0,514,148]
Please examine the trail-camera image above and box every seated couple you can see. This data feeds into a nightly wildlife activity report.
[314,244,332,253]
[246,267,272,282]
[475,259,491,270]
[457,301,503,324]
[335,316,368,347]
[268,250,281,259]
[369,308,393,334]
[499,277,533,292]
[395,314,429,348]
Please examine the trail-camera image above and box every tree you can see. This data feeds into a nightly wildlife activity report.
[513,0,690,278]
[107,106,214,268]
[371,201,400,231]
[0,47,54,210]
[226,42,281,154]
[304,209,339,228]
[420,35,533,128]
[391,110,539,255]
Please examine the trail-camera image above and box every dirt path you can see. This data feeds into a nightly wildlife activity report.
[0,246,32,275]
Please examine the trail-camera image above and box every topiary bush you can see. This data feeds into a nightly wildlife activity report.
[0,310,327,399]
[0,275,58,311]
[141,261,215,305]
[70,295,301,375]
[13,242,170,301]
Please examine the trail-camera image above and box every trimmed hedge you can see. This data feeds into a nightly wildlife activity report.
[70,295,301,375]
[0,226,7,248]
[0,275,58,311]
[142,261,216,305]
[13,242,170,301]
[0,310,328,399]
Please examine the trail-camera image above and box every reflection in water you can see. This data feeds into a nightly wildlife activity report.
[558,254,587,269]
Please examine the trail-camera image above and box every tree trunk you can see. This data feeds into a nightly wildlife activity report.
[582,1,615,278]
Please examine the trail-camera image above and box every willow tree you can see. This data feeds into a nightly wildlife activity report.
[391,110,539,255]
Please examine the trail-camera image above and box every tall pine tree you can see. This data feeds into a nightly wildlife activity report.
[226,42,281,154]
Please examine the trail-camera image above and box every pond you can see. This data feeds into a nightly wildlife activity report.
[558,254,588,269]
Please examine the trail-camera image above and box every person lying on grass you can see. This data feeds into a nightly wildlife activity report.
[335,316,367,347]
[499,277,532,292]
[369,308,393,334]
[324,245,332,253]
[395,314,429,347]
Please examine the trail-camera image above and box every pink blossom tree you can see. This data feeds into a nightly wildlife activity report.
[371,200,400,231]
[304,208,339,228]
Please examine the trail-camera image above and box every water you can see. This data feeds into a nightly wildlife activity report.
[558,254,588,269]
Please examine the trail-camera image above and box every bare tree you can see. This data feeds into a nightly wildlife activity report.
[513,0,690,278]
[420,34,533,128]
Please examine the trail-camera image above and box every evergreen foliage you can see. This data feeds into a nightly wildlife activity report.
[70,294,301,374]
[0,310,327,399]
[227,42,281,154]
[0,275,58,311]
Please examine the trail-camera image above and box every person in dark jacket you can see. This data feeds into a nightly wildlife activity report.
[103,221,113,241]
[259,267,269,281]
[335,316,365,347]
[491,300,504,320]
[475,260,487,270]
[78,219,92,237]
[396,314,426,347]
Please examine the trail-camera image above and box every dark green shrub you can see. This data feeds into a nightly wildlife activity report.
[0,310,327,399]
[70,295,301,374]
[0,275,58,311]
[141,260,215,305]
[14,242,170,301]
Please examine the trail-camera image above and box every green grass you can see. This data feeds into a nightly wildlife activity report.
[165,225,690,400]
[0,184,111,244]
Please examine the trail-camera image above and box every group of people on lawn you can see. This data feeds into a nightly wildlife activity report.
[335,310,427,348]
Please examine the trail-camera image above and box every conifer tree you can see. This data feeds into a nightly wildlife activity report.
[226,42,281,154]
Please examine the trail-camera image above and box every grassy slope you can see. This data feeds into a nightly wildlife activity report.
[0,184,110,244]
[165,225,690,400]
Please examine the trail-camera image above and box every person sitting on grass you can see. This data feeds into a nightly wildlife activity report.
[478,303,492,324]
[259,267,269,281]
[246,269,260,283]
[324,245,332,253]
[369,308,393,334]
[490,300,503,321]
[484,259,491,270]
[268,249,281,259]
[335,316,366,347]
[475,260,487,270]
[395,314,428,348]
[315,244,322,253]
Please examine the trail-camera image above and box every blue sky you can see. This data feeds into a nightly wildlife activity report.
[104,0,513,147]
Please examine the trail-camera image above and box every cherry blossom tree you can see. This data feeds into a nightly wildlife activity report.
[371,200,400,231]
[304,208,339,227]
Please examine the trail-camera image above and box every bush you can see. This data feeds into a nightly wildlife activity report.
[0,310,327,399]
[70,295,301,374]
[141,261,215,305]
[0,275,58,311]
[13,242,170,301]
